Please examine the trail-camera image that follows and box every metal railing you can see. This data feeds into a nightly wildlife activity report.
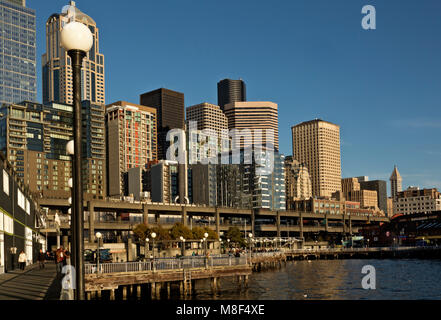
[287,246,441,254]
[85,256,248,275]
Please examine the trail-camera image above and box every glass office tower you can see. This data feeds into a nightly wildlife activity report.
[0,0,36,105]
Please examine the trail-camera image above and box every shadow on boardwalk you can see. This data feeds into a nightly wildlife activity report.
[0,263,60,300]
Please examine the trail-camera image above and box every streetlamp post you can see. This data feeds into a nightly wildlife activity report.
[145,238,149,258]
[60,19,94,301]
[151,232,156,271]
[248,233,253,265]
[95,232,102,274]
[180,236,185,257]
[204,233,209,268]
[227,239,230,254]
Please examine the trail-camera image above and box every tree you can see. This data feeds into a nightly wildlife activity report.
[133,223,149,244]
[225,226,245,247]
[191,226,218,240]
[170,223,193,240]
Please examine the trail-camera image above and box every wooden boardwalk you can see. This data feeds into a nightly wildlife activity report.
[0,263,60,300]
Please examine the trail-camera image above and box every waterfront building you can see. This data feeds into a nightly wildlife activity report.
[191,163,217,207]
[150,160,192,204]
[394,187,441,215]
[186,102,228,163]
[42,1,105,105]
[216,150,286,211]
[105,101,157,197]
[341,177,378,209]
[285,156,312,207]
[0,152,45,274]
[217,78,246,110]
[224,101,279,151]
[0,0,36,105]
[140,88,185,160]
[387,197,394,217]
[0,100,106,200]
[291,197,345,215]
[390,165,403,200]
[359,178,388,216]
[292,119,342,198]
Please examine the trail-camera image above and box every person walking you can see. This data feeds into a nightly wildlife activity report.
[18,250,27,271]
[38,249,45,269]
[55,246,66,277]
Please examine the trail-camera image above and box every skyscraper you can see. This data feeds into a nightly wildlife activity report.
[359,179,388,216]
[186,102,228,163]
[140,88,185,160]
[0,0,36,105]
[224,101,279,151]
[106,101,157,197]
[42,1,105,105]
[292,119,342,198]
[390,165,403,199]
[0,100,106,200]
[217,79,246,110]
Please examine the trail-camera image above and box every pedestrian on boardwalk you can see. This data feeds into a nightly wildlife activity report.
[55,246,66,276]
[18,250,27,270]
[38,249,45,269]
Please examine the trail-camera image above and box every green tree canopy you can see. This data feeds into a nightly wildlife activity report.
[170,223,193,240]
[225,226,245,247]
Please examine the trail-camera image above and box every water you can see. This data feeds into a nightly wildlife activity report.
[191,259,441,300]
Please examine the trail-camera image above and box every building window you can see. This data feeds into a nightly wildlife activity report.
[3,170,9,196]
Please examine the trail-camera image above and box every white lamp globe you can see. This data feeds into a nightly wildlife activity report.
[151,232,157,239]
[66,140,74,155]
[95,232,102,239]
[68,197,72,205]
[204,232,209,238]
[61,21,94,52]
[68,178,73,188]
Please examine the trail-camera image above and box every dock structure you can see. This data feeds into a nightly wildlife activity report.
[285,246,441,260]
[83,257,251,300]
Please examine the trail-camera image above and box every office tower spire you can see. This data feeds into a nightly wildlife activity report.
[0,0,36,105]
[390,165,403,199]
[42,1,105,105]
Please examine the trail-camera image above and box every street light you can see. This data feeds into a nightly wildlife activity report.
[151,232,157,260]
[248,233,253,263]
[60,16,93,301]
[145,238,149,257]
[95,232,102,274]
[180,236,185,256]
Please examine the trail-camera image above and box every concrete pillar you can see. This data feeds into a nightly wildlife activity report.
[110,289,115,300]
[299,213,304,240]
[179,281,184,297]
[251,209,256,236]
[137,285,141,299]
[211,277,218,295]
[56,233,61,248]
[86,292,91,300]
[143,204,149,225]
[215,207,220,236]
[276,211,281,237]
[349,216,352,235]
[155,213,160,224]
[88,201,95,244]
[181,207,187,227]
[122,286,127,300]
[155,283,161,299]
[167,283,171,298]
[151,283,156,300]
[244,275,249,288]
[97,290,102,300]
[62,235,68,250]
[325,214,329,233]
[127,237,133,262]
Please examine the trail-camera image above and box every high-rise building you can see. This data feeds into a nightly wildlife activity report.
[42,1,105,105]
[216,150,286,210]
[186,102,228,163]
[359,179,388,216]
[0,100,106,199]
[224,101,279,151]
[105,101,157,197]
[390,165,402,200]
[0,0,36,105]
[285,156,312,207]
[217,78,246,110]
[394,187,441,215]
[292,119,342,198]
[341,177,378,209]
[140,88,185,160]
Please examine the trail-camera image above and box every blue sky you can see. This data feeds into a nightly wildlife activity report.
[29,0,441,195]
